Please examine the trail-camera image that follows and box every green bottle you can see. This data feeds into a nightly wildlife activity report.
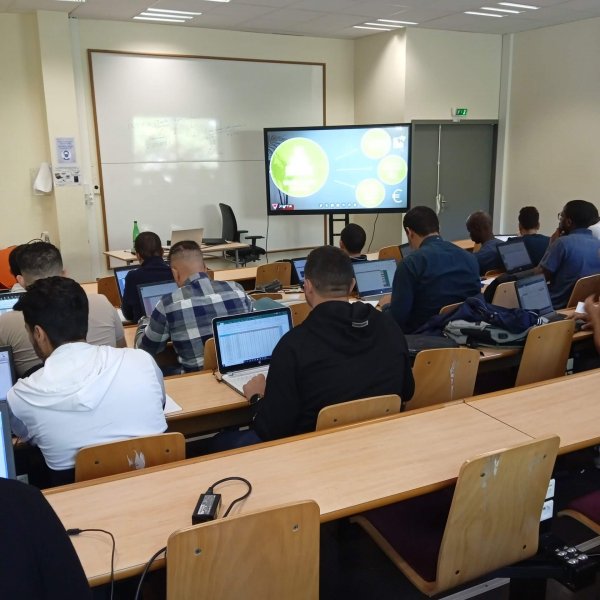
[132,220,140,246]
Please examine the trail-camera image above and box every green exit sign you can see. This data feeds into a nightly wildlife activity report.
[455,108,468,116]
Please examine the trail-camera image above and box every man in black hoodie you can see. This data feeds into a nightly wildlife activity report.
[243,245,414,441]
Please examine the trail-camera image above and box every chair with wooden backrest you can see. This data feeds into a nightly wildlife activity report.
[438,302,462,316]
[203,337,217,372]
[484,268,504,277]
[290,301,311,327]
[491,281,518,308]
[377,245,401,262]
[558,490,600,535]
[249,292,284,301]
[96,275,120,307]
[565,273,600,308]
[315,394,401,431]
[351,435,559,597]
[74,432,185,482]
[166,500,319,600]
[514,319,575,387]
[0,245,17,289]
[409,348,480,411]
[255,262,291,288]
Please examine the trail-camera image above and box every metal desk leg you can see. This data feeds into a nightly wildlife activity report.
[234,249,240,268]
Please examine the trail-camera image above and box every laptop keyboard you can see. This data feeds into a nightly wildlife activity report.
[224,367,269,392]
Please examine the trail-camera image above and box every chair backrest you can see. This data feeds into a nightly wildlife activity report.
[484,268,504,277]
[290,301,311,327]
[565,273,600,308]
[515,319,575,387]
[256,262,291,287]
[491,281,518,309]
[409,348,480,411]
[436,435,559,592]
[96,275,120,307]
[219,203,238,241]
[203,337,217,372]
[315,395,401,431]
[439,302,462,316]
[0,245,17,289]
[249,292,284,301]
[74,433,185,482]
[166,500,319,600]
[378,245,401,262]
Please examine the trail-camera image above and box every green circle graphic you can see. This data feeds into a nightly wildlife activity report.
[356,179,385,208]
[377,155,408,185]
[360,129,392,160]
[269,138,329,198]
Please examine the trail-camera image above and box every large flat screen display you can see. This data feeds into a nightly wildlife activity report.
[264,124,410,215]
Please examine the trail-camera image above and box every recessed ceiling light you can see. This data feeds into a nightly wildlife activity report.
[134,16,187,23]
[146,8,202,15]
[480,6,521,13]
[141,11,194,19]
[464,11,504,17]
[377,19,419,25]
[365,22,404,28]
[56,0,86,3]
[498,2,539,8]
[353,25,392,31]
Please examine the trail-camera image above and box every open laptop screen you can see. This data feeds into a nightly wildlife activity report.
[170,228,204,247]
[516,275,554,316]
[213,307,292,374]
[0,347,16,401]
[352,259,397,298]
[0,402,16,479]
[0,293,24,315]
[497,240,533,273]
[114,266,138,301]
[292,258,307,285]
[399,243,414,259]
[137,281,178,317]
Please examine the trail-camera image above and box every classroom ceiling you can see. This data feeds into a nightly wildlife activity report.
[3,0,600,39]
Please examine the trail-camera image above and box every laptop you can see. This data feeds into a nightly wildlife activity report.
[352,259,397,300]
[497,239,534,274]
[0,292,24,315]
[0,401,16,479]
[399,243,414,259]
[137,280,178,317]
[515,274,567,322]
[113,265,138,301]
[212,307,293,395]
[291,258,307,286]
[170,228,204,247]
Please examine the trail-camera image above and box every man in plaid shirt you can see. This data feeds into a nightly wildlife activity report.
[136,240,253,372]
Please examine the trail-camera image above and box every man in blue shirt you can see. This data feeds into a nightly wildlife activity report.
[539,200,600,308]
[517,206,550,265]
[466,211,504,275]
[383,206,481,333]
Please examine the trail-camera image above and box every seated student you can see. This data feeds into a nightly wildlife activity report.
[136,240,252,372]
[588,204,600,239]
[242,246,414,442]
[8,245,25,292]
[538,199,600,308]
[466,211,504,275]
[582,294,600,354]
[383,206,481,333]
[0,477,92,599]
[340,223,367,262]
[0,242,125,377]
[7,277,166,482]
[122,231,173,323]
[516,206,550,265]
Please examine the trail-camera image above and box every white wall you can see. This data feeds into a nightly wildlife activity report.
[503,17,600,236]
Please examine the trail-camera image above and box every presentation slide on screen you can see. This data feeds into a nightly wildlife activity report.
[266,125,409,213]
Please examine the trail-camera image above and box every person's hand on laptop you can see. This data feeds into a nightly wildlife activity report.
[243,374,266,402]
[377,293,392,309]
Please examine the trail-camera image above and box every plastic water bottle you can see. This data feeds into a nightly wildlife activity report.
[132,220,140,246]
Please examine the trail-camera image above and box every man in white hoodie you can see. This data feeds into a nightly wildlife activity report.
[7,277,167,483]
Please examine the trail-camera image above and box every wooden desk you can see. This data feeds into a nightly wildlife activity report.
[45,403,531,586]
[468,369,600,454]
[452,238,476,252]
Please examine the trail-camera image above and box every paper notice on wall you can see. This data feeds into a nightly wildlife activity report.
[53,166,81,186]
[56,137,76,164]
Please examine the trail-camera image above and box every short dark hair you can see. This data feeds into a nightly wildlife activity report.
[134,231,163,260]
[340,224,366,254]
[8,245,25,278]
[14,277,88,348]
[17,242,63,280]
[518,206,540,230]
[403,206,440,236]
[168,240,202,262]
[563,200,599,228]
[304,246,353,297]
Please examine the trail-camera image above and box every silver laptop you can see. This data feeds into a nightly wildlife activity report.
[137,280,178,317]
[352,259,397,300]
[0,347,17,479]
[0,292,24,315]
[212,307,292,395]
[170,228,204,247]
[515,274,566,322]
[497,239,533,274]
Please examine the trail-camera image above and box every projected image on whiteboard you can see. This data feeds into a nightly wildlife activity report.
[265,124,410,215]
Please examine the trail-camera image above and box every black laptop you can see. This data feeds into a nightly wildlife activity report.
[113,265,138,302]
[137,280,178,317]
[497,239,534,274]
[515,275,566,322]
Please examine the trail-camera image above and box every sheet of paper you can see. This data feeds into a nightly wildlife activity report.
[164,394,182,415]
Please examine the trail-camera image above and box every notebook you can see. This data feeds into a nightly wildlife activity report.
[515,274,566,322]
[0,401,16,479]
[352,259,397,300]
[212,307,292,395]
[497,239,534,274]
[399,243,414,259]
[137,280,178,317]
[291,258,308,286]
[0,292,24,315]
[170,228,204,247]
[113,265,139,301]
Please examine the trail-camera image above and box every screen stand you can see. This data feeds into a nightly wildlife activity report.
[328,213,349,246]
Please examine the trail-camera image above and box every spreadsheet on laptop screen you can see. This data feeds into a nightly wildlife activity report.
[215,311,291,369]
[0,294,22,315]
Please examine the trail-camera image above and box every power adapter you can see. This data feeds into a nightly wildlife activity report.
[192,492,221,524]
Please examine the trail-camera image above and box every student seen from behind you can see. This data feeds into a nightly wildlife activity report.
[340,223,367,262]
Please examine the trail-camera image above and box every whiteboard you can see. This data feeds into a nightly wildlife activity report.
[89,51,325,254]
